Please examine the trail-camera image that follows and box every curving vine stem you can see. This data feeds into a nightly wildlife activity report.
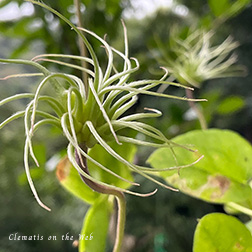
[74,144,126,252]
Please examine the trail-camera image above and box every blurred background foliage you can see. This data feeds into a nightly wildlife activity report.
[0,0,252,251]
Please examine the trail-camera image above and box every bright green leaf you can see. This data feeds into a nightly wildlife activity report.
[209,0,251,19]
[208,0,230,17]
[79,196,112,252]
[56,156,100,205]
[18,144,46,186]
[217,96,245,115]
[87,142,136,189]
[33,144,47,166]
[193,213,252,252]
[148,129,252,205]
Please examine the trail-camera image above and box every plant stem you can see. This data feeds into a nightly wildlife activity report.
[113,192,126,252]
[75,147,126,252]
[74,0,88,93]
[186,89,207,130]
[227,202,252,217]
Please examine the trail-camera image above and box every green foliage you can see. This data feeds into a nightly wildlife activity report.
[88,142,136,189]
[0,0,128,58]
[56,156,100,204]
[148,129,252,206]
[18,167,44,186]
[208,0,251,19]
[193,213,252,252]
[216,96,245,115]
[199,91,246,126]
[208,0,230,17]
[56,142,136,204]
[79,195,113,252]
[17,144,46,185]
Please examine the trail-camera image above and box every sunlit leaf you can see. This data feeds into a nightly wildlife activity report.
[148,129,252,205]
[193,213,252,252]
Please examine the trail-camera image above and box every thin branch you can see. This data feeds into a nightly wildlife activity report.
[74,144,126,252]
[74,0,88,91]
[227,202,252,217]
[186,89,207,130]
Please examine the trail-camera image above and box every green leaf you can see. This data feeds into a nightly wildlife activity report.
[148,129,252,205]
[217,96,245,115]
[18,167,44,186]
[208,0,251,18]
[56,156,100,205]
[201,89,221,123]
[208,0,230,17]
[193,213,252,252]
[33,144,47,166]
[79,196,112,252]
[18,144,46,185]
[226,0,251,18]
[0,0,12,8]
[87,142,136,189]
[55,141,136,205]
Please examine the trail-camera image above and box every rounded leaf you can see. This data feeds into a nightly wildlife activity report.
[193,213,252,252]
[217,96,245,115]
[148,129,252,204]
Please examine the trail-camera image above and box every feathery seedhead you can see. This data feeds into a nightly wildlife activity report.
[0,1,204,211]
[156,28,245,87]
